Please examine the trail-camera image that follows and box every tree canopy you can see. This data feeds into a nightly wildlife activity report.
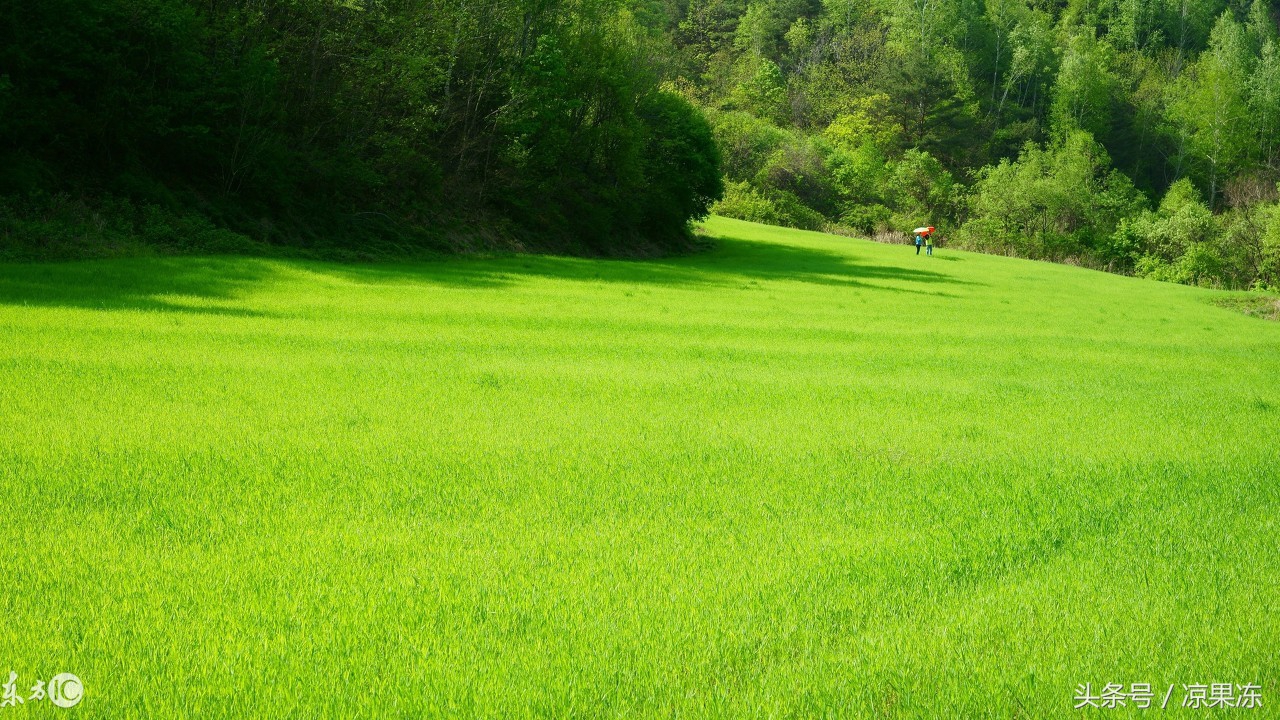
[3,0,1280,287]
[0,0,722,255]
[670,0,1280,288]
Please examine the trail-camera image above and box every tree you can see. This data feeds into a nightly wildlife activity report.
[732,56,791,122]
[959,131,1144,259]
[1129,178,1224,284]
[636,89,726,236]
[1249,39,1280,171]
[1160,0,1225,71]
[884,148,962,228]
[1050,31,1119,143]
[1166,10,1252,207]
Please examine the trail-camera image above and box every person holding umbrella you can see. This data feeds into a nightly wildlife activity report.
[913,226,935,255]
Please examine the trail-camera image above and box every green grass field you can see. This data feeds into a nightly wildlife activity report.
[1,216,1277,717]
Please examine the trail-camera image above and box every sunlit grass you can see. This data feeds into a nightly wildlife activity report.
[1,216,1277,717]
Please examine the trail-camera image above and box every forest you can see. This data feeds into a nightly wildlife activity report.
[671,0,1280,288]
[0,0,725,256]
[3,0,1280,287]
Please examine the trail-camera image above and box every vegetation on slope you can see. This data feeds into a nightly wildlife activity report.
[5,0,1280,290]
[655,0,1280,288]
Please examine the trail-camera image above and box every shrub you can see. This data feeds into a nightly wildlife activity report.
[712,181,786,225]
[957,131,1143,260]
[709,111,790,182]
[0,193,262,260]
[636,90,725,241]
[771,191,827,230]
[885,150,961,233]
[838,203,893,234]
[753,137,836,217]
[1135,243,1225,286]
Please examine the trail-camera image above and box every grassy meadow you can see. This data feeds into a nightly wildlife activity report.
[1,216,1278,717]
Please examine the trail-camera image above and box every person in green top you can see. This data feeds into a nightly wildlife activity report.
[925,232,934,256]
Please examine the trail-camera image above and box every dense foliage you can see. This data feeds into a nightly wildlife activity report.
[0,0,722,255]
[3,0,1280,286]
[644,0,1280,288]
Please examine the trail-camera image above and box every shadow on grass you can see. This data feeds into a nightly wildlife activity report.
[0,256,279,316]
[0,231,976,314]
[309,234,978,296]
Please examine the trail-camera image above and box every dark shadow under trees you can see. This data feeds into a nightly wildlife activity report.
[0,232,977,317]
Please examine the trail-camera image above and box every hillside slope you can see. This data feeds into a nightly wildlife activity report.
[0,216,1277,717]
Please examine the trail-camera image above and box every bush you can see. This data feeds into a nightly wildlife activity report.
[1124,180,1229,285]
[731,57,790,124]
[1135,243,1225,286]
[712,181,787,225]
[710,111,790,182]
[1259,203,1280,287]
[957,131,1143,260]
[838,203,893,234]
[0,193,262,261]
[636,90,725,241]
[885,150,961,233]
[753,137,836,217]
[771,191,827,230]
[710,182,825,230]
[824,141,889,209]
